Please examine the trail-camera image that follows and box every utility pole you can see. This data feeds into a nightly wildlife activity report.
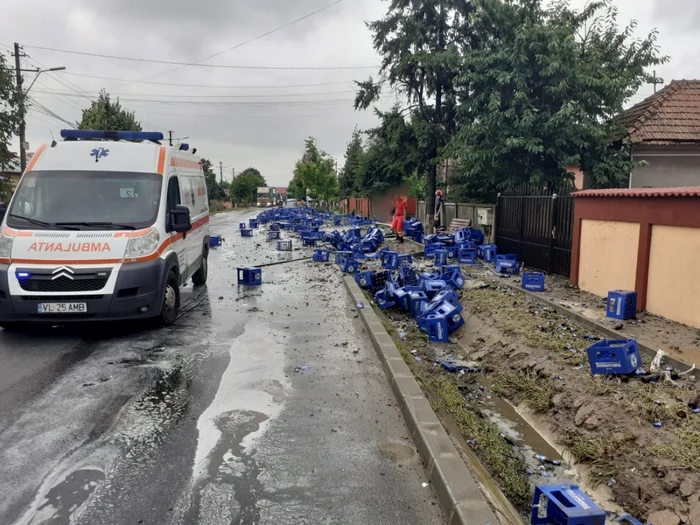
[168,130,173,146]
[219,161,223,185]
[231,167,235,180]
[12,42,65,173]
[13,43,26,173]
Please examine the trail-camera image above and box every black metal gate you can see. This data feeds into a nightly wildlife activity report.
[495,195,574,277]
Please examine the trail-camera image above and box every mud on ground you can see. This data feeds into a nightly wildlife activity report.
[456,270,700,521]
[369,263,700,522]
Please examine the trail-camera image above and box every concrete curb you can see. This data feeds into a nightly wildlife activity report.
[488,275,700,380]
[343,276,498,525]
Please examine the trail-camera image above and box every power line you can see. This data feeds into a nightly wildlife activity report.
[23,45,377,70]
[59,71,358,90]
[34,88,358,99]
[115,0,350,87]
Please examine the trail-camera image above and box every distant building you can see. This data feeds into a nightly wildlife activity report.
[617,80,700,188]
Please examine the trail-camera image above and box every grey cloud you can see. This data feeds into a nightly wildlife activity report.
[651,0,700,34]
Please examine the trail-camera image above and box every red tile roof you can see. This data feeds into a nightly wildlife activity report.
[574,186,700,198]
[618,80,700,145]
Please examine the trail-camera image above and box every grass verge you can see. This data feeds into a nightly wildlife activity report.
[492,372,556,413]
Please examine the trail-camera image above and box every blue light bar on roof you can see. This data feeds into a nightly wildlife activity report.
[60,130,165,141]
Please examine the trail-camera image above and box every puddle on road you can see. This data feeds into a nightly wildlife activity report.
[28,469,105,525]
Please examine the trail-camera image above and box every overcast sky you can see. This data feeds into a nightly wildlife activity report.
[1,0,697,186]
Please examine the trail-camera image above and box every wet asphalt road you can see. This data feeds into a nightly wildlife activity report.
[0,209,445,525]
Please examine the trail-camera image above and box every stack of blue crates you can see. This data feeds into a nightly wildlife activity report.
[374,265,466,343]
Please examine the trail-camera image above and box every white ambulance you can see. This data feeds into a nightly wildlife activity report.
[0,130,210,329]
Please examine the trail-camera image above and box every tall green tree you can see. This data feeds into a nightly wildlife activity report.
[338,127,364,198]
[291,137,338,204]
[448,0,667,201]
[230,167,266,205]
[201,158,226,201]
[0,52,21,170]
[77,90,142,131]
[355,0,474,228]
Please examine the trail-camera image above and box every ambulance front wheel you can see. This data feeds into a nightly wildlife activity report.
[159,271,180,326]
[192,245,208,287]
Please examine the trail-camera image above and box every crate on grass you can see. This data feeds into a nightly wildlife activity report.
[355,271,374,288]
[606,290,637,320]
[237,267,262,286]
[531,485,605,525]
[586,339,641,375]
[522,272,545,291]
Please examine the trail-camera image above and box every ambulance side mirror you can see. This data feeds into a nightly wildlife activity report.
[169,205,191,233]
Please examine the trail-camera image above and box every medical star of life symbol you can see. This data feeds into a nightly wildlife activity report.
[90,147,110,161]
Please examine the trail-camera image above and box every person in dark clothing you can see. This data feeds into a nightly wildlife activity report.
[434,190,444,231]
[0,201,7,222]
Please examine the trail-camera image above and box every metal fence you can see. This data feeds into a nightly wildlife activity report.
[495,195,574,276]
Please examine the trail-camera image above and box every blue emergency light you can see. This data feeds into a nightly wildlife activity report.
[16,272,30,280]
[60,130,165,142]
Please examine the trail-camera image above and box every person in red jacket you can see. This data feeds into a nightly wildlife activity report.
[391,195,408,243]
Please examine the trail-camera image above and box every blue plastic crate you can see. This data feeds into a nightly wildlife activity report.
[209,235,222,247]
[424,242,445,257]
[586,339,641,375]
[268,231,281,241]
[237,267,262,286]
[313,249,330,262]
[531,485,605,525]
[398,267,419,287]
[355,271,374,288]
[422,279,448,300]
[445,245,459,259]
[606,290,637,320]
[458,248,478,265]
[496,258,522,275]
[270,223,281,232]
[522,272,545,292]
[335,250,353,264]
[341,258,359,274]
[277,240,292,251]
[478,244,497,262]
[382,251,399,270]
[240,229,253,237]
[430,290,460,308]
[426,301,464,332]
[408,290,429,318]
[434,250,448,267]
[422,315,450,343]
[302,238,317,247]
[249,218,258,228]
[239,223,246,230]
[398,254,414,267]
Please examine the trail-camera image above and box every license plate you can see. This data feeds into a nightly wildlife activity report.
[37,303,88,314]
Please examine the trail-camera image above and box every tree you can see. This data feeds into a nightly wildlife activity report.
[448,0,667,201]
[230,167,266,205]
[0,52,20,168]
[77,90,142,131]
[338,127,365,198]
[201,158,226,202]
[355,0,474,229]
[291,138,338,204]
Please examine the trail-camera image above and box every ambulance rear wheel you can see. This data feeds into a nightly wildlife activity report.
[159,271,180,326]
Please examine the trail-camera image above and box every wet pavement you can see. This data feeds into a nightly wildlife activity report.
[0,209,445,525]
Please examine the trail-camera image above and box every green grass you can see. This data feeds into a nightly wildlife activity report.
[493,372,557,413]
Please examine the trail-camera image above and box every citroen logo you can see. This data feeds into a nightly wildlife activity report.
[52,266,75,281]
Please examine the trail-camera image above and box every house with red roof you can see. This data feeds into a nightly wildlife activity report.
[618,80,700,188]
